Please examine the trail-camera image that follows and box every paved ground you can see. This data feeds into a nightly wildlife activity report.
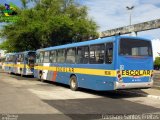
[0,69,160,120]
[153,71,160,88]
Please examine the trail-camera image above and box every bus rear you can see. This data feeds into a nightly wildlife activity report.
[4,53,16,73]
[16,51,36,76]
[25,51,36,75]
[115,37,153,89]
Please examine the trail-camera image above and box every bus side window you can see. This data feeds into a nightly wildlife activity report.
[105,42,113,64]
[17,55,20,62]
[39,52,44,63]
[21,54,24,62]
[66,48,76,64]
[13,55,17,63]
[17,54,24,62]
[49,50,57,63]
[36,53,40,63]
[5,56,9,62]
[9,55,13,62]
[57,49,65,63]
[76,46,89,64]
[43,51,50,63]
[89,44,105,64]
[8,55,11,62]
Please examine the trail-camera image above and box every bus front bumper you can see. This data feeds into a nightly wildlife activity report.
[115,81,153,89]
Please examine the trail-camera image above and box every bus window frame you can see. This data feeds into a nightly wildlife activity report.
[66,47,76,64]
[8,55,16,62]
[76,45,89,64]
[89,43,105,64]
[37,51,44,63]
[43,51,50,63]
[49,50,57,63]
[37,42,114,65]
[118,38,153,57]
[57,49,66,63]
[105,42,114,64]
[17,54,24,62]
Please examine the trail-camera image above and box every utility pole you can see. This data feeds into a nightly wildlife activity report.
[126,6,134,26]
[126,6,136,36]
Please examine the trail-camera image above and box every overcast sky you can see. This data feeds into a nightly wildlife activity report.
[0,0,160,40]
[80,0,160,39]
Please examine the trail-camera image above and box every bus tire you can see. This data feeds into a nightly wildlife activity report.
[70,75,78,91]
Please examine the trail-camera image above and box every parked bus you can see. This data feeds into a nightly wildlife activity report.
[34,36,153,91]
[4,53,17,73]
[4,51,36,76]
[16,51,36,76]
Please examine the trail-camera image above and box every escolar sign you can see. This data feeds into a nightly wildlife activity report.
[121,70,152,77]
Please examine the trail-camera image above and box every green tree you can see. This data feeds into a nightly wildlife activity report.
[154,57,160,67]
[0,0,98,52]
[0,4,5,10]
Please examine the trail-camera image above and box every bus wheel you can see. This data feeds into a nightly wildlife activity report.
[70,75,78,91]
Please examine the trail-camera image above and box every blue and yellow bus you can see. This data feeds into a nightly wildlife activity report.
[16,51,36,76]
[4,51,36,76]
[4,53,17,73]
[34,36,153,91]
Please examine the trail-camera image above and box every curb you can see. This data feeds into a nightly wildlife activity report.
[121,90,160,100]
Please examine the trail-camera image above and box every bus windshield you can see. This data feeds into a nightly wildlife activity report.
[119,38,152,56]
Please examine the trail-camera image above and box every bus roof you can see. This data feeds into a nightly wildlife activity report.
[37,36,151,52]
[16,51,36,55]
[5,53,17,56]
[5,51,36,56]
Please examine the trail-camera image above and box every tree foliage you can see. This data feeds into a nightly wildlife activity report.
[0,4,5,11]
[0,0,98,52]
[154,57,160,66]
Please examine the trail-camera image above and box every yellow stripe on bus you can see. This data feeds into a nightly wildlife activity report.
[4,64,33,69]
[3,64,14,67]
[74,68,116,77]
[34,66,152,77]
[4,64,152,77]
[34,66,117,77]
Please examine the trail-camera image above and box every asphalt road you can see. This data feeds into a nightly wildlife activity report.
[153,71,160,88]
[0,70,160,120]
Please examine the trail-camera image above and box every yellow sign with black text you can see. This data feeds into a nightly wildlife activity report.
[121,70,152,77]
